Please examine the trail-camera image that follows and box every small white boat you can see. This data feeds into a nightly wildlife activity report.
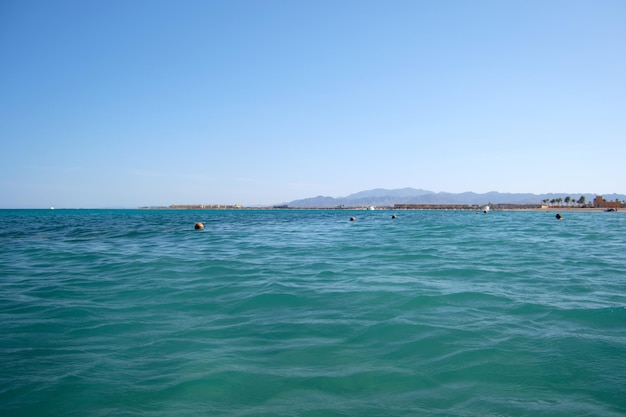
[367,206,375,211]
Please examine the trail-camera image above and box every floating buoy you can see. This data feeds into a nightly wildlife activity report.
[194,222,204,230]
[555,213,562,220]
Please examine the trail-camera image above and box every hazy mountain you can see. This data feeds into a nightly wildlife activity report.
[346,187,434,199]
[285,188,625,208]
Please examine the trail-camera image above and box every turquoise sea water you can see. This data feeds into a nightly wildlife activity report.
[1,209,625,417]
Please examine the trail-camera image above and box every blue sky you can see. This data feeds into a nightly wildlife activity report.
[1,0,624,208]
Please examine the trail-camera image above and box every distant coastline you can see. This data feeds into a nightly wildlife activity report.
[140,204,620,212]
[140,188,625,211]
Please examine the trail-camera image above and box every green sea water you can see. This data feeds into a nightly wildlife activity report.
[1,209,625,416]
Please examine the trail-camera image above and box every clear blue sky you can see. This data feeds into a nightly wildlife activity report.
[1,0,624,208]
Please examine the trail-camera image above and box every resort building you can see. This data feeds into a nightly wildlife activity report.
[593,196,621,209]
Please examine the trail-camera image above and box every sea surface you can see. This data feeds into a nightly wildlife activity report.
[1,209,625,417]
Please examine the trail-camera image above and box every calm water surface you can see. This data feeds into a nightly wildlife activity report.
[1,209,625,416]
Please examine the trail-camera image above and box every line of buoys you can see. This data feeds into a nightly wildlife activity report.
[201,212,566,227]
[349,215,400,221]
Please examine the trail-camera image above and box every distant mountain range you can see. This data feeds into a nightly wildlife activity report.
[284,188,626,208]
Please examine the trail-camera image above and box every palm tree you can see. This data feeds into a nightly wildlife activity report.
[577,195,586,207]
[565,196,571,206]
